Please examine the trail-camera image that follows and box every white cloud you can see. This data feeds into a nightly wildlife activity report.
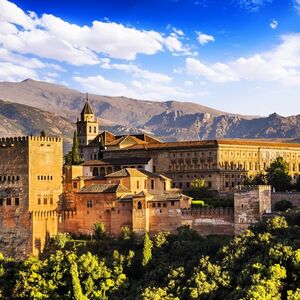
[0,62,38,81]
[186,58,239,83]
[295,0,300,13]
[186,33,300,86]
[184,80,194,86]
[197,33,215,45]
[74,75,128,96]
[172,27,184,36]
[0,0,194,69]
[164,35,188,54]
[0,0,38,29]
[74,74,192,101]
[270,20,278,29]
[103,63,172,83]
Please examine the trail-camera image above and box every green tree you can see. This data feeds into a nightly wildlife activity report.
[191,179,206,189]
[71,130,81,165]
[266,157,291,191]
[93,222,105,240]
[142,233,153,267]
[120,226,131,240]
[53,233,71,249]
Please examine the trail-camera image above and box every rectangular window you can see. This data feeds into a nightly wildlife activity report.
[73,182,78,189]
[151,179,154,189]
[15,198,19,206]
[89,126,92,133]
[38,197,41,205]
[144,180,147,189]
[225,182,229,188]
[136,181,140,189]
[6,198,11,205]
[87,200,93,208]
[44,198,47,205]
[50,197,53,205]
[171,201,175,206]
[94,126,96,133]
[0,199,3,206]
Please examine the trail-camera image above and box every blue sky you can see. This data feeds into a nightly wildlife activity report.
[0,0,300,116]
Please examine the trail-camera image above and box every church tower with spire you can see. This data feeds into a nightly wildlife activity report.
[76,93,99,159]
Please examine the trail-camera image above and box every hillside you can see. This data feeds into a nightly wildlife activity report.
[0,79,250,127]
[0,79,300,145]
[143,111,300,141]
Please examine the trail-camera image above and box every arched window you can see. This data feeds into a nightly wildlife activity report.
[92,167,99,176]
[100,167,106,177]
[137,201,142,209]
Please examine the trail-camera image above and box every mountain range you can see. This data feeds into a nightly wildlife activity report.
[0,79,299,150]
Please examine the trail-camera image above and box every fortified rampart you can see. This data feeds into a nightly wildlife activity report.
[0,136,63,258]
[271,192,300,209]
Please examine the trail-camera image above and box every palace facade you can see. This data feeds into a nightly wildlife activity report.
[78,100,300,192]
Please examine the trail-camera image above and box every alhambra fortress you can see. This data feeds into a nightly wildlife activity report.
[1,100,300,258]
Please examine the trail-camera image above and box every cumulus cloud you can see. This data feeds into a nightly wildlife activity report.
[102,62,172,83]
[294,0,300,12]
[74,75,128,96]
[0,62,38,81]
[74,73,192,101]
[186,58,238,83]
[270,20,278,29]
[185,33,300,86]
[0,0,192,68]
[197,33,215,45]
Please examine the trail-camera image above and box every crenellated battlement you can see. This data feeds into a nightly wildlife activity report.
[182,207,234,216]
[0,136,28,146]
[0,136,62,147]
[31,210,59,218]
[28,136,62,142]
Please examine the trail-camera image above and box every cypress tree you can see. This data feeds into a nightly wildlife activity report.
[142,232,153,267]
[72,130,80,165]
[70,261,88,300]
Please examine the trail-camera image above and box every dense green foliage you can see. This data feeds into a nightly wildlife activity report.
[0,209,299,299]
[246,157,293,192]
[65,130,81,165]
[275,200,293,212]
[267,157,292,192]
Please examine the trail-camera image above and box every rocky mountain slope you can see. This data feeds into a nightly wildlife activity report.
[142,111,300,141]
[0,79,299,147]
[0,79,250,127]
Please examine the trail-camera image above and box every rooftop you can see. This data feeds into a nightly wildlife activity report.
[105,139,300,151]
[78,183,130,193]
[106,168,148,178]
[81,157,151,166]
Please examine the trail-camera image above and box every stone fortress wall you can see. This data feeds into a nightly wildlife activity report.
[0,136,62,258]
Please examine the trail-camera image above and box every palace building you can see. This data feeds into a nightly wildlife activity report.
[0,100,285,258]
[77,100,300,193]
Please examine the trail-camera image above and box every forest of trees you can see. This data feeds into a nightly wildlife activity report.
[0,207,299,299]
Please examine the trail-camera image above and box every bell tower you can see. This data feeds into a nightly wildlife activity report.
[76,93,99,148]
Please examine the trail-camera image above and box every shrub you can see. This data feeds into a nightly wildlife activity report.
[275,200,293,212]
[93,222,105,240]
